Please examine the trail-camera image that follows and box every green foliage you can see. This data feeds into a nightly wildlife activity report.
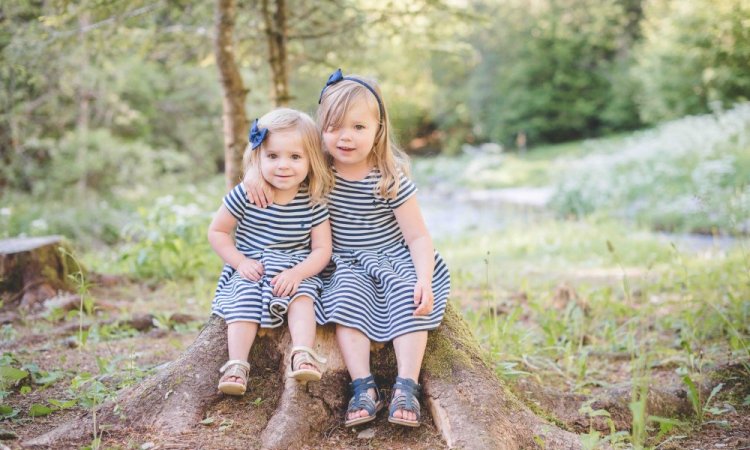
[6,129,192,196]
[0,0,219,194]
[118,190,220,280]
[466,0,642,145]
[634,0,750,124]
[551,103,750,234]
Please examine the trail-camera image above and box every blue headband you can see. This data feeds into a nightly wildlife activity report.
[248,118,268,150]
[318,68,384,122]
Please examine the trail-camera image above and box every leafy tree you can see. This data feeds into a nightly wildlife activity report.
[633,0,750,123]
[466,0,642,146]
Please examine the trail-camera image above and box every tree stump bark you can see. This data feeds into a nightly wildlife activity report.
[0,236,77,311]
[24,304,582,449]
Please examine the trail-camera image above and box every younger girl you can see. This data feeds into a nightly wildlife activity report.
[245,70,450,427]
[209,108,333,396]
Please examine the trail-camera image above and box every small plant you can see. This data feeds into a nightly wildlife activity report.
[679,367,724,426]
[0,324,17,342]
[58,246,94,348]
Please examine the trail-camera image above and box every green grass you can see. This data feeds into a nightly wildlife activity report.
[439,218,750,447]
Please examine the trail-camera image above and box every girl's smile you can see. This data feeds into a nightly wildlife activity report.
[323,99,380,177]
[260,130,309,202]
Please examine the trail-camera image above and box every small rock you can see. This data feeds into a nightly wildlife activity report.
[140,442,155,450]
[147,328,168,338]
[357,428,376,439]
[0,428,17,440]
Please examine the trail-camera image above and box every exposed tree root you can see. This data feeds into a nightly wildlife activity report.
[25,305,582,449]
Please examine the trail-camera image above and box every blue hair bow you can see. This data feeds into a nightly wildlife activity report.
[318,68,344,103]
[248,118,268,150]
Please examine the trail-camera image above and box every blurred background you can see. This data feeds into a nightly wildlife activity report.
[2,0,748,245]
[1,1,750,446]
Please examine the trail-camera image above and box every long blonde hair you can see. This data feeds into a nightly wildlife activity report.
[317,76,410,199]
[242,108,333,204]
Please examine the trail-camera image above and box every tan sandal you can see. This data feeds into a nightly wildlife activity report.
[218,360,251,395]
[286,346,326,382]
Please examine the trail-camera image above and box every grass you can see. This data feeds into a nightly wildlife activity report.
[438,217,750,447]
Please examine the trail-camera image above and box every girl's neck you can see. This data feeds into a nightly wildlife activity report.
[334,160,374,181]
[272,186,299,205]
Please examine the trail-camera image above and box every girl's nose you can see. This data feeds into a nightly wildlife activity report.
[338,129,352,141]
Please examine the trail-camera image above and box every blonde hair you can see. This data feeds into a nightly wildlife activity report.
[242,108,333,204]
[317,76,410,199]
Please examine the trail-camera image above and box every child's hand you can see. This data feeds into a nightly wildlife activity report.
[413,279,434,316]
[271,268,303,297]
[242,167,274,208]
[237,258,265,281]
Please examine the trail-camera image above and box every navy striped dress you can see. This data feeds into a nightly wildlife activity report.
[212,184,329,327]
[319,169,450,342]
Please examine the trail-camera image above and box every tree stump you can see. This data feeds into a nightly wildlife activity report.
[24,303,582,449]
[0,236,77,311]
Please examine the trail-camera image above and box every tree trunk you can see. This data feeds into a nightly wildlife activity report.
[261,0,290,107]
[24,304,583,449]
[214,0,249,191]
[0,236,77,311]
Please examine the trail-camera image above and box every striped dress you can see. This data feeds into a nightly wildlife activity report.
[211,184,329,327]
[319,169,450,342]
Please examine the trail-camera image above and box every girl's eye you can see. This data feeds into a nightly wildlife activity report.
[355,124,365,130]
[267,153,277,159]
[291,154,302,160]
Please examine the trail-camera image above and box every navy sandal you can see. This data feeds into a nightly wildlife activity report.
[344,374,383,427]
[388,377,421,427]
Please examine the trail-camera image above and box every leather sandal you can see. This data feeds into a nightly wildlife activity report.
[218,360,251,396]
[388,377,421,427]
[286,345,327,382]
[344,374,383,427]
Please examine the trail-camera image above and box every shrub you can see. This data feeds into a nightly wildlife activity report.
[550,103,750,234]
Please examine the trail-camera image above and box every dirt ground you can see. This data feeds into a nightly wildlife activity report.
[1,279,749,449]
[0,280,447,449]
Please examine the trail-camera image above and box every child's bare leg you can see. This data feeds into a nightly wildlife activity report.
[392,330,428,421]
[226,321,259,383]
[287,295,316,370]
[337,324,373,421]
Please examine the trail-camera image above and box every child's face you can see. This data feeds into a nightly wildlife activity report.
[322,98,379,171]
[259,129,309,195]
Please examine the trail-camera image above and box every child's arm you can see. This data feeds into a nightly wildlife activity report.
[394,197,435,316]
[208,205,265,281]
[270,219,333,297]
[242,165,275,208]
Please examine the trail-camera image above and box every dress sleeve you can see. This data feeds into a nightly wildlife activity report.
[222,184,248,220]
[388,174,418,209]
[310,203,330,227]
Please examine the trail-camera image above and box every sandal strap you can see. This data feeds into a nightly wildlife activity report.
[347,374,381,414]
[290,345,327,365]
[220,359,251,374]
[389,377,421,418]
